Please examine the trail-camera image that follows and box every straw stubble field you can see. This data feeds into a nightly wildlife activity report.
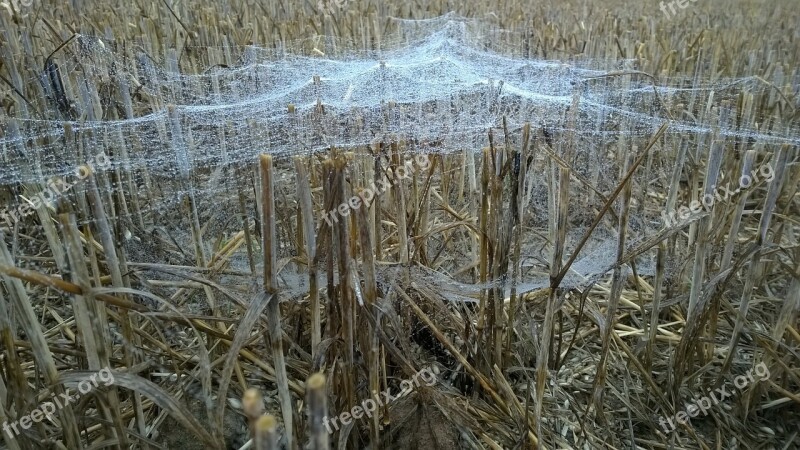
[0,0,798,449]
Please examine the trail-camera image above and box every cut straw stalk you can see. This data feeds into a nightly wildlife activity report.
[504,123,531,365]
[331,154,357,429]
[306,373,330,450]
[371,145,384,260]
[243,388,265,437]
[356,192,381,446]
[254,415,280,450]
[466,146,479,282]
[644,242,666,371]
[535,162,570,441]
[686,123,726,320]
[489,129,506,368]
[260,154,294,449]
[721,150,756,269]
[294,157,321,358]
[391,143,409,263]
[477,146,491,368]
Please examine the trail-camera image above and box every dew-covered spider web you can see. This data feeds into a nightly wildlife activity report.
[1,13,797,296]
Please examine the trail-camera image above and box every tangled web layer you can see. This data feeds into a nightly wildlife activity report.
[1,14,798,184]
[1,14,797,292]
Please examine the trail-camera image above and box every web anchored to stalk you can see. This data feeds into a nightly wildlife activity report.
[321,154,431,226]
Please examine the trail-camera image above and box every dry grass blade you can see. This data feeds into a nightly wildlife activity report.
[214,291,273,446]
[59,370,217,447]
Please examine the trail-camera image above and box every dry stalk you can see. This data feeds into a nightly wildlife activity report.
[254,415,280,450]
[243,388,265,438]
[306,373,330,450]
[294,157,321,357]
[260,154,294,449]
